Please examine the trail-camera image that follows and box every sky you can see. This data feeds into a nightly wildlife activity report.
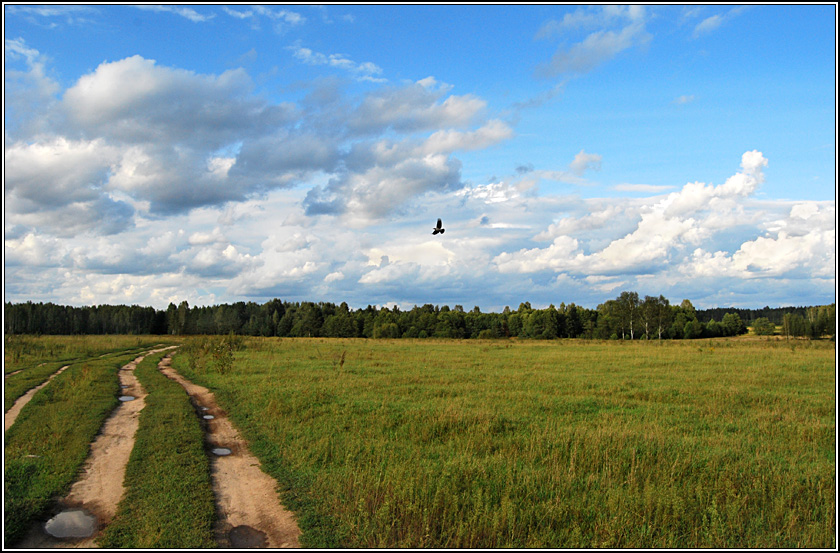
[3,3,837,312]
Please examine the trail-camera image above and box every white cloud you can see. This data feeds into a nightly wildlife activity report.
[289,43,384,82]
[491,150,829,284]
[4,233,65,267]
[569,149,602,176]
[691,6,748,38]
[347,80,486,134]
[134,5,214,23]
[613,183,675,193]
[694,15,723,37]
[4,38,61,135]
[537,5,651,77]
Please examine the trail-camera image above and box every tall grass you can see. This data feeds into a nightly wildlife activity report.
[3,334,165,374]
[173,337,836,548]
[98,351,215,548]
[4,335,167,413]
[3,352,143,545]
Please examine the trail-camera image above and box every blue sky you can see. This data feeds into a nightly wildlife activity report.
[3,4,836,312]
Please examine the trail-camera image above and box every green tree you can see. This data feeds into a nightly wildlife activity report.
[683,319,704,339]
[752,317,776,336]
[722,313,747,337]
[616,291,640,339]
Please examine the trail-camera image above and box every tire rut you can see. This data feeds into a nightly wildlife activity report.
[4,365,71,431]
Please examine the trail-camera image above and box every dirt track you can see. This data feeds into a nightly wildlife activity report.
[158,355,301,548]
[14,347,176,548]
[9,346,300,548]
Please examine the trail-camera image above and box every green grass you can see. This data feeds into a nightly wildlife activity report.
[98,350,216,548]
[3,352,143,545]
[4,335,168,412]
[3,334,166,374]
[173,337,836,549]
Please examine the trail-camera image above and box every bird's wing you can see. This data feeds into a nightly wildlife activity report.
[437,218,442,228]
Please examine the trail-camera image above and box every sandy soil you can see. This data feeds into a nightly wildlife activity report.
[158,356,302,548]
[14,347,176,549]
[4,365,71,431]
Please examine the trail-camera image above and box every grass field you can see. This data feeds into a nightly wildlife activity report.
[3,335,166,413]
[172,337,836,548]
[3,335,835,548]
[3,334,166,375]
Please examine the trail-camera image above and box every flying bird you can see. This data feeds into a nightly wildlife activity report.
[432,218,445,235]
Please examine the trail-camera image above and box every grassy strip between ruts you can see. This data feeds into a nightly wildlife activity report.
[3,351,143,545]
[98,350,216,548]
[3,345,160,413]
[173,337,835,549]
[4,361,71,414]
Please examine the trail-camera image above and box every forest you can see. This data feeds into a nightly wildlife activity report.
[4,293,835,341]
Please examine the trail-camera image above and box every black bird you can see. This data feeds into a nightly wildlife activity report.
[432,218,445,235]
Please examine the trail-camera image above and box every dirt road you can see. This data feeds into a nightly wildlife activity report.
[158,355,302,548]
[14,347,176,548]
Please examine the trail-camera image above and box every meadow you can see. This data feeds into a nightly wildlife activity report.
[4,335,166,412]
[3,334,835,548]
[175,337,836,548]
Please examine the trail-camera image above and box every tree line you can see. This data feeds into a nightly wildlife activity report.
[5,294,834,340]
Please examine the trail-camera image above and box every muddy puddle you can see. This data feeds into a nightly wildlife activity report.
[158,356,301,548]
[43,509,98,539]
[229,525,269,548]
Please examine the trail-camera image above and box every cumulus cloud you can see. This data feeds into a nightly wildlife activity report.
[492,150,831,284]
[303,115,512,222]
[5,53,512,238]
[4,233,66,267]
[347,79,487,134]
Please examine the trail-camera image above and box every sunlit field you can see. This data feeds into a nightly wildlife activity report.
[174,337,836,548]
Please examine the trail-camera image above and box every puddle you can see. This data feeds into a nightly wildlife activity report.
[118,395,136,402]
[44,509,98,539]
[203,415,215,420]
[200,406,209,411]
[229,525,268,548]
[212,448,232,456]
